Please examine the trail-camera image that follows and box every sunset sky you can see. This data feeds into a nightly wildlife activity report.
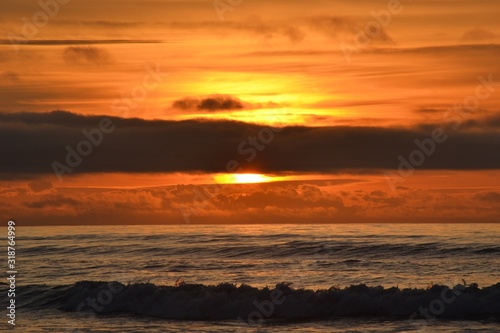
[1,0,500,224]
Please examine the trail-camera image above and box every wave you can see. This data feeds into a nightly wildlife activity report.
[7,281,500,321]
[20,242,500,261]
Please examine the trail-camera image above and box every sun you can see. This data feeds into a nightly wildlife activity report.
[214,173,275,184]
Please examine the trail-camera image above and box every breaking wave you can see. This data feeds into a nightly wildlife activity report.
[7,281,500,321]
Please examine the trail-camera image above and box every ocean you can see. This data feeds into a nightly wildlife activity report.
[2,223,500,332]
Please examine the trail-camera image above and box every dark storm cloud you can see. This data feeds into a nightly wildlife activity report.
[439,112,500,131]
[0,110,103,127]
[2,111,500,176]
[172,96,245,111]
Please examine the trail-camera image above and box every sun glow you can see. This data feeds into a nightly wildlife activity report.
[214,173,276,184]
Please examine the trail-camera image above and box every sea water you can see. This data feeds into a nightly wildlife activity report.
[2,223,499,332]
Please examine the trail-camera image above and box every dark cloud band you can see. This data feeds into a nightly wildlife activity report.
[2,111,500,176]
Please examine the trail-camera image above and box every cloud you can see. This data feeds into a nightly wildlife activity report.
[281,26,305,43]
[363,190,405,206]
[233,20,306,43]
[0,71,20,82]
[63,46,112,66]
[0,110,98,127]
[173,95,245,112]
[475,191,500,203]
[461,28,498,43]
[56,20,143,29]
[415,108,447,114]
[171,96,285,112]
[1,111,500,177]
[3,180,500,225]
[373,43,500,55]
[23,194,80,209]
[307,16,395,45]
[458,113,500,130]
[28,180,53,193]
[0,39,165,46]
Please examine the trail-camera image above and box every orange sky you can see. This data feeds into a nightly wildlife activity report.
[1,0,500,224]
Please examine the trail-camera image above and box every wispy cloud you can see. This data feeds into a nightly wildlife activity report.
[0,71,20,82]
[63,46,112,66]
[0,39,167,46]
[461,28,498,43]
